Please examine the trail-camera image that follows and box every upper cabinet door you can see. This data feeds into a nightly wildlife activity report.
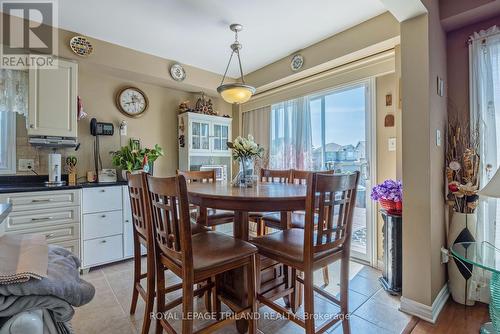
[190,120,210,152]
[28,59,78,138]
[212,123,230,152]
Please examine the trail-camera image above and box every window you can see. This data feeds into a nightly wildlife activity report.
[0,112,16,174]
[270,83,368,176]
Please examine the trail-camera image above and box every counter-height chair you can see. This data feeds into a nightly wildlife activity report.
[127,173,156,334]
[127,173,210,334]
[261,169,334,286]
[251,171,360,334]
[177,170,234,229]
[147,174,258,334]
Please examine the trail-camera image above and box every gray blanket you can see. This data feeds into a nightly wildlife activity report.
[0,245,95,333]
[0,246,95,306]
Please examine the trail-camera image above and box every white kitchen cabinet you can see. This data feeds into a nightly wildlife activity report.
[178,112,232,178]
[83,235,123,267]
[0,190,81,259]
[82,186,122,213]
[28,58,78,138]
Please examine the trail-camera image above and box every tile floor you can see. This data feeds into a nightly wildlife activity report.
[73,258,412,334]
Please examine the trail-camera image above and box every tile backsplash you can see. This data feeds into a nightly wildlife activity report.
[15,114,76,175]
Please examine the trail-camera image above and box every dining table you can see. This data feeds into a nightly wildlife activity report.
[187,181,307,333]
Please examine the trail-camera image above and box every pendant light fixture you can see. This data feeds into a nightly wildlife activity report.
[217,24,256,104]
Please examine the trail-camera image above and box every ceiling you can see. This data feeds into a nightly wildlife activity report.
[56,0,387,78]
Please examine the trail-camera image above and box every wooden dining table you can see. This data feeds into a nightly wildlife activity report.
[187,181,307,333]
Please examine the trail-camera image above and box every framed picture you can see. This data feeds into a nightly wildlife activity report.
[385,93,392,107]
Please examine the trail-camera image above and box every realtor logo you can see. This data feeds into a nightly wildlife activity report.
[1,0,58,69]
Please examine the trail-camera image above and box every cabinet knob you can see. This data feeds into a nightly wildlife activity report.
[100,240,107,244]
[29,124,34,129]
[101,214,106,218]
[100,189,106,192]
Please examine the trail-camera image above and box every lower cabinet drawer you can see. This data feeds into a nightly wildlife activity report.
[4,206,80,232]
[49,239,80,260]
[83,235,123,267]
[5,223,80,243]
[83,210,122,240]
[123,222,146,258]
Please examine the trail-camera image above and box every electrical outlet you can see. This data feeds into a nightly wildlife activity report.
[18,159,34,171]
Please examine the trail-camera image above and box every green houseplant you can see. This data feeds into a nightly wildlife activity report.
[111,139,163,178]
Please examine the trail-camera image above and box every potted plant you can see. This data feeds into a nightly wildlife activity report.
[445,118,480,306]
[111,139,164,179]
[227,135,264,187]
[371,179,403,215]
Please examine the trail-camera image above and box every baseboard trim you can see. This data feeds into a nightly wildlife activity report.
[399,284,449,324]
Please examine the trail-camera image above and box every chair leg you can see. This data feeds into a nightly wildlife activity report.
[141,263,155,334]
[290,268,298,313]
[155,262,166,334]
[322,265,330,287]
[205,277,213,313]
[283,265,291,308]
[214,277,221,320]
[340,258,350,334]
[247,255,257,334]
[130,238,140,315]
[181,277,194,334]
[303,268,315,334]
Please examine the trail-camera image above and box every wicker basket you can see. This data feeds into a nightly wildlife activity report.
[379,199,402,214]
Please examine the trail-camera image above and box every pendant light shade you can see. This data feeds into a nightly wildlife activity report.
[217,83,256,104]
[217,24,255,104]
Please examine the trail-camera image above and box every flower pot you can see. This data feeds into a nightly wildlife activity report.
[379,199,402,215]
[448,211,477,306]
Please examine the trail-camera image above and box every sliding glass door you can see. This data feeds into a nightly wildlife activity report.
[270,80,375,263]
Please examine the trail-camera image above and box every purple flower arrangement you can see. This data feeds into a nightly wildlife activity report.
[371,179,403,202]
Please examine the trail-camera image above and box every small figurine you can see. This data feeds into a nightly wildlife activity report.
[195,92,218,116]
[178,101,191,114]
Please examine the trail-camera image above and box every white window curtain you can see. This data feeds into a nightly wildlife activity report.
[469,25,500,303]
[242,105,271,151]
[270,97,313,170]
[0,69,28,117]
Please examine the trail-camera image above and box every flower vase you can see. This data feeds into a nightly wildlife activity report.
[239,157,254,188]
[448,211,477,306]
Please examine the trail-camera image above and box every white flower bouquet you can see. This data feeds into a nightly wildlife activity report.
[227,135,264,160]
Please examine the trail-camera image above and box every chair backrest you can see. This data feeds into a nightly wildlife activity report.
[177,170,216,183]
[127,173,152,244]
[290,169,334,184]
[303,171,360,260]
[146,175,192,266]
[260,168,291,183]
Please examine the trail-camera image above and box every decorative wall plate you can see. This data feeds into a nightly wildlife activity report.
[116,87,149,118]
[170,63,186,81]
[290,54,304,72]
[69,36,94,57]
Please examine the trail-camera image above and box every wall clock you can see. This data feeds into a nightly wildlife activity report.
[116,87,149,118]
[170,63,186,81]
[290,54,304,72]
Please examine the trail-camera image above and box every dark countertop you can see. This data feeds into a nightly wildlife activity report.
[0,175,127,194]
[0,203,12,222]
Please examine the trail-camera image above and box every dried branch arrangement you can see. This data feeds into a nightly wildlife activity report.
[445,114,480,213]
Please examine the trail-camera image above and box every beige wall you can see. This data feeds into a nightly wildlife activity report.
[244,12,400,92]
[400,0,447,307]
[375,73,398,261]
[15,65,231,177]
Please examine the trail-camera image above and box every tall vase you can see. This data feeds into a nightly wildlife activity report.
[239,157,254,188]
[448,211,477,306]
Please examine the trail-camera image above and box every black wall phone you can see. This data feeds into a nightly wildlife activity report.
[90,118,114,182]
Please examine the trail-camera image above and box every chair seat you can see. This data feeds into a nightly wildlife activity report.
[262,212,318,229]
[251,228,340,267]
[191,231,257,273]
